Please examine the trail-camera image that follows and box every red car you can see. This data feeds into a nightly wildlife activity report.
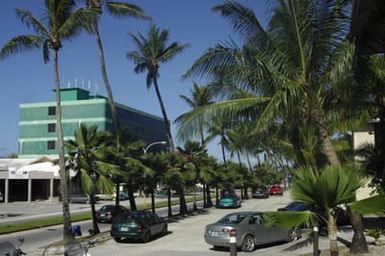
[269,185,283,196]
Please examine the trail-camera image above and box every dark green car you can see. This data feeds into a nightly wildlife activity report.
[111,211,168,243]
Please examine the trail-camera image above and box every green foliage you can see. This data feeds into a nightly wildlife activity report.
[364,228,385,245]
[348,195,385,215]
[265,210,314,229]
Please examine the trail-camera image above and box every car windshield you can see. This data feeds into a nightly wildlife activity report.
[114,211,145,222]
[286,202,308,211]
[218,213,247,224]
[100,205,114,211]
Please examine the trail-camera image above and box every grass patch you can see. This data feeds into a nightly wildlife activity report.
[0,195,203,235]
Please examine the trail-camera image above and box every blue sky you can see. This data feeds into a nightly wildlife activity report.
[0,0,270,160]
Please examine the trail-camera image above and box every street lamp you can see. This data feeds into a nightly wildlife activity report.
[141,140,167,211]
[142,140,167,154]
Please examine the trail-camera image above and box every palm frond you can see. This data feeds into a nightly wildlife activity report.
[106,1,151,20]
[15,8,50,37]
[348,195,385,215]
[265,210,314,229]
[0,35,42,60]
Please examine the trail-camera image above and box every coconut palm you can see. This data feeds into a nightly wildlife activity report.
[0,0,96,241]
[127,25,189,152]
[66,124,122,235]
[266,164,385,256]
[180,1,370,252]
[82,0,150,148]
[176,83,214,145]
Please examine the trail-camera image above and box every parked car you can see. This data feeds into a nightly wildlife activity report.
[96,204,128,223]
[111,210,168,243]
[95,193,114,200]
[70,194,99,204]
[113,191,129,201]
[251,186,269,199]
[269,185,283,196]
[218,190,241,208]
[277,201,350,227]
[204,211,299,252]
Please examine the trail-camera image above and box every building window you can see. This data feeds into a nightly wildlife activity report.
[48,123,56,133]
[47,141,55,150]
[48,106,56,116]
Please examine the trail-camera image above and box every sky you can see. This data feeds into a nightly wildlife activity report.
[0,0,270,160]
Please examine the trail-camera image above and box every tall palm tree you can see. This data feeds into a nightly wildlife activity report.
[0,0,96,241]
[66,124,122,235]
[180,1,369,252]
[127,25,189,152]
[83,0,150,148]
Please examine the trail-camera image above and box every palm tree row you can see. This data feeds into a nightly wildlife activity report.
[65,123,265,236]
[176,1,385,255]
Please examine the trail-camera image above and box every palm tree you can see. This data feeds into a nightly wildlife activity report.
[127,25,189,152]
[266,164,385,256]
[180,1,369,252]
[83,0,150,148]
[0,0,96,241]
[176,83,214,145]
[66,124,122,235]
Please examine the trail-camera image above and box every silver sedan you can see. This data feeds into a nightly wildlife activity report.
[204,211,299,252]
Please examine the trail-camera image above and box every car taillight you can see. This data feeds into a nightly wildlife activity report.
[222,227,236,236]
[137,224,143,232]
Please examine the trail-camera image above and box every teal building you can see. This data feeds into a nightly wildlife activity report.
[18,88,167,158]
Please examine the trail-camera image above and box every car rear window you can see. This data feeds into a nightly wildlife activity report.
[219,213,246,224]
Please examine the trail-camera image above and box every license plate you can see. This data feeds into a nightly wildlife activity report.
[100,213,105,217]
[120,227,128,231]
[210,231,219,237]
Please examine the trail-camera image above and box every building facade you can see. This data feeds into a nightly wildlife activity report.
[0,88,167,203]
[18,88,167,158]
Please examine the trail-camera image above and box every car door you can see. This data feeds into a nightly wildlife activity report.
[261,215,288,242]
[147,212,162,235]
[248,213,270,245]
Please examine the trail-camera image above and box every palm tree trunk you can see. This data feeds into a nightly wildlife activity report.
[93,15,121,148]
[167,188,172,217]
[221,142,227,164]
[328,214,339,256]
[349,208,368,254]
[215,186,219,207]
[206,184,213,207]
[313,110,341,167]
[153,78,174,152]
[53,49,73,241]
[177,185,188,214]
[151,188,155,214]
[202,183,207,207]
[127,181,137,211]
[90,193,100,235]
[114,182,120,207]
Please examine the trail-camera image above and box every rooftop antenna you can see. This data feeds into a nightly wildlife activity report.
[81,77,85,88]
[88,80,91,91]
[75,78,78,88]
[95,82,99,95]
[67,81,71,88]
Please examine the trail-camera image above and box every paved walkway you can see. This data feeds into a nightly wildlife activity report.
[0,197,166,225]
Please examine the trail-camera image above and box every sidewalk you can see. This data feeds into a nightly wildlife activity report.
[0,197,167,225]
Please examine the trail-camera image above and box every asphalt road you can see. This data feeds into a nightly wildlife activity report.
[1,194,358,256]
[0,199,201,255]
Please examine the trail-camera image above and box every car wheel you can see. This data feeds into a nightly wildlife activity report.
[114,237,121,243]
[142,230,151,243]
[162,224,168,235]
[287,229,300,242]
[241,235,256,252]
